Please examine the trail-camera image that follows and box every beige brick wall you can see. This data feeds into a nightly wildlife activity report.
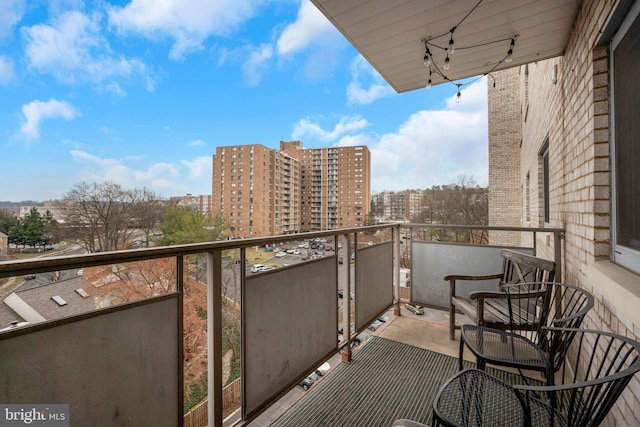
[489,1,640,424]
[488,67,522,246]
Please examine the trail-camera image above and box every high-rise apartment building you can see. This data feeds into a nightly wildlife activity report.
[372,190,424,222]
[212,141,370,237]
[176,194,213,217]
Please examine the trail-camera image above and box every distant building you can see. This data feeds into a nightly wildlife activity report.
[19,200,65,223]
[178,194,213,217]
[0,277,95,330]
[211,141,371,237]
[373,190,424,222]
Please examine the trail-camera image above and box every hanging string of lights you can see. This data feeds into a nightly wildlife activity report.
[422,0,518,102]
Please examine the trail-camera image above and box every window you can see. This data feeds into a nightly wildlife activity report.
[612,2,640,273]
[525,172,531,223]
[540,138,550,224]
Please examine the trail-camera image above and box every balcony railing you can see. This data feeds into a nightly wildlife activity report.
[0,223,562,426]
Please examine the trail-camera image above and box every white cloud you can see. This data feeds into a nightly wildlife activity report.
[23,10,148,91]
[370,80,489,190]
[0,56,15,84]
[0,0,25,40]
[274,0,346,81]
[346,55,395,105]
[292,79,489,191]
[181,156,212,179]
[108,0,263,60]
[69,150,188,194]
[69,151,212,196]
[20,99,80,140]
[242,43,273,86]
[276,1,335,56]
[187,139,206,147]
[292,115,369,141]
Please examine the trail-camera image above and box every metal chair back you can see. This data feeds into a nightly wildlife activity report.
[514,328,640,427]
[504,283,593,365]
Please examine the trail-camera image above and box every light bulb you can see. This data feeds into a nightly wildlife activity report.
[423,54,431,67]
[443,56,450,70]
[426,79,432,90]
[448,37,455,55]
[505,49,513,63]
[455,91,462,103]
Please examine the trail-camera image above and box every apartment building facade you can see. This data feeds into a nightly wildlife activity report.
[177,194,213,217]
[372,190,424,222]
[212,141,370,237]
[487,1,640,424]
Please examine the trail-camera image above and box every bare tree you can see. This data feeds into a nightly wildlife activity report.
[62,181,141,252]
[132,188,166,247]
[412,176,488,243]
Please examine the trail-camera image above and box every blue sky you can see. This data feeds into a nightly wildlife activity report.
[0,0,489,202]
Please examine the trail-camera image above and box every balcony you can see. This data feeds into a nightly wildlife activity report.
[0,223,565,426]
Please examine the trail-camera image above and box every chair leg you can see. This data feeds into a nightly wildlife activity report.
[449,304,456,340]
[476,357,486,371]
[459,337,465,370]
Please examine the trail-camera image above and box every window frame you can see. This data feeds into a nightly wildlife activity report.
[540,138,550,225]
[611,0,640,273]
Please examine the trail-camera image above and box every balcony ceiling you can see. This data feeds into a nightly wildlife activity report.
[310,0,580,92]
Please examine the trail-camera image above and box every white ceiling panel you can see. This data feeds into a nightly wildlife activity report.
[311,0,580,92]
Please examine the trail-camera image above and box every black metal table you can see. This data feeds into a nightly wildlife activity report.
[432,369,564,427]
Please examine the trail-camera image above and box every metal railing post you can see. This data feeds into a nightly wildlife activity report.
[394,225,401,316]
[554,230,563,282]
[207,250,223,427]
[341,232,352,362]
[176,255,185,425]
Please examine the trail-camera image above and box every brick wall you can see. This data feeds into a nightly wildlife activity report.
[487,67,522,246]
[488,0,640,425]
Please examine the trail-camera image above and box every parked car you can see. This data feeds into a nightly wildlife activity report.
[276,251,286,258]
[24,274,36,280]
[405,303,425,315]
[368,319,384,331]
[325,245,333,251]
[250,264,265,273]
[339,257,343,264]
[378,314,390,323]
[298,371,319,391]
[315,362,330,376]
[299,376,314,391]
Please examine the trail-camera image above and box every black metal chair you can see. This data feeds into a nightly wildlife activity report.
[433,328,640,427]
[459,282,594,385]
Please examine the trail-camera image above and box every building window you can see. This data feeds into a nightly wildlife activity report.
[525,172,531,223]
[612,2,640,273]
[540,138,550,225]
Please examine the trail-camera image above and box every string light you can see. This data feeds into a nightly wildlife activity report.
[505,38,514,63]
[423,48,431,67]
[420,0,517,103]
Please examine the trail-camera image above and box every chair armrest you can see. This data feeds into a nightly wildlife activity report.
[444,272,503,281]
[469,290,508,300]
[447,272,502,299]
